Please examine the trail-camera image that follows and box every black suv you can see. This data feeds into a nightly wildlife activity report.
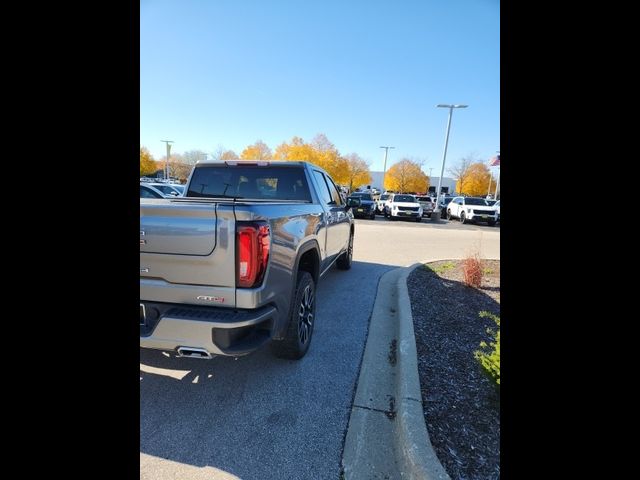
[348,192,376,219]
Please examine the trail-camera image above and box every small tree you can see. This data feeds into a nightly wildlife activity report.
[344,153,371,191]
[462,163,496,196]
[183,149,208,165]
[210,146,239,161]
[240,140,272,160]
[384,158,428,193]
[448,155,474,194]
[140,147,157,176]
[462,254,483,287]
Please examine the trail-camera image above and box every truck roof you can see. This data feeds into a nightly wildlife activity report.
[196,160,310,167]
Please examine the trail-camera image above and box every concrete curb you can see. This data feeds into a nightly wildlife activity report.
[394,264,450,480]
[342,264,450,480]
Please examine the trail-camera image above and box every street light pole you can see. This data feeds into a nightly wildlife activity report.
[161,140,174,180]
[487,150,499,197]
[380,146,395,192]
[494,166,500,199]
[434,104,468,215]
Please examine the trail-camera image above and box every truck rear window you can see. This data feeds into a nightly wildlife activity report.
[186,166,312,201]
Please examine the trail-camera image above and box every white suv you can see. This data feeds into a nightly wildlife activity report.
[384,193,423,222]
[376,193,392,213]
[446,196,497,226]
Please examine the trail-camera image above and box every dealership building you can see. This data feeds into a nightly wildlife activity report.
[367,171,457,194]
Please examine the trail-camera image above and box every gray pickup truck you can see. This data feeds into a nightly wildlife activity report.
[140,161,358,360]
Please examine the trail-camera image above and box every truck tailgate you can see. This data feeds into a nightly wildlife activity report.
[140,199,236,288]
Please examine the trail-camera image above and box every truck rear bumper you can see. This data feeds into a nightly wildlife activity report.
[140,302,278,357]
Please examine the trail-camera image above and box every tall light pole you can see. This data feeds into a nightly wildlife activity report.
[487,151,499,197]
[494,151,500,199]
[380,146,395,192]
[434,104,468,216]
[161,140,174,180]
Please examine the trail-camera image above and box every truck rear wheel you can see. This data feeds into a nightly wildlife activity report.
[271,271,316,360]
[336,233,353,270]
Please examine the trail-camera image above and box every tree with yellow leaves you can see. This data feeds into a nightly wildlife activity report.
[140,147,157,176]
[273,134,349,184]
[240,140,272,160]
[448,155,474,194]
[344,153,371,192]
[459,163,495,196]
[273,136,315,162]
[384,159,428,193]
[219,150,239,160]
[311,134,349,184]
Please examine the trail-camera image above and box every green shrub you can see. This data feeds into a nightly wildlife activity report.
[475,311,500,385]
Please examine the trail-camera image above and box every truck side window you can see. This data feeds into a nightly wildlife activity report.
[325,176,343,206]
[313,170,333,205]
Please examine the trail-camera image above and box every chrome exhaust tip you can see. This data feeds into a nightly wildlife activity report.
[176,347,213,359]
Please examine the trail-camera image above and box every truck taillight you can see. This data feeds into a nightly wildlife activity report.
[236,222,271,288]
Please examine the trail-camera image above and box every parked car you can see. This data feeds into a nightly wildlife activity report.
[171,184,185,195]
[415,196,435,218]
[147,182,183,196]
[348,192,376,219]
[436,196,454,216]
[376,193,392,214]
[140,183,166,198]
[446,196,497,226]
[141,160,355,360]
[384,193,422,222]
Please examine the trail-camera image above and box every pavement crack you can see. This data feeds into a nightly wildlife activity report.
[388,338,397,366]
[353,396,397,420]
[405,396,422,403]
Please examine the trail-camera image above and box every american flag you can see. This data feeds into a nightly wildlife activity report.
[489,155,500,166]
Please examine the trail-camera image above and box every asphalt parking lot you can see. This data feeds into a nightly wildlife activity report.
[354,212,500,232]
[140,217,500,480]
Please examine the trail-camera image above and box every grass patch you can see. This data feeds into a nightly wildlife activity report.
[475,311,500,385]
[426,261,456,274]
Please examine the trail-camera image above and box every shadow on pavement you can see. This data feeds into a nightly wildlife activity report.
[140,259,397,480]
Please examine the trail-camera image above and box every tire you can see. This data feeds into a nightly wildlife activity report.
[460,211,467,224]
[390,215,397,221]
[415,217,421,222]
[271,271,316,360]
[427,213,431,218]
[336,232,353,270]
[384,209,388,218]
[370,212,375,220]
[488,220,496,227]
[447,209,452,220]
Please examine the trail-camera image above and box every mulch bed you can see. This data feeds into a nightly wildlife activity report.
[407,260,500,480]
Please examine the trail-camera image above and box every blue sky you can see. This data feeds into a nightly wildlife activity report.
[140,0,499,174]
